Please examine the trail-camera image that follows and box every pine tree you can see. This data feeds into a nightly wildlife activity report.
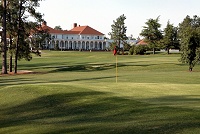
[109,14,128,53]
[178,15,200,71]
[140,16,163,54]
[5,0,45,73]
[162,21,179,54]
[1,0,8,74]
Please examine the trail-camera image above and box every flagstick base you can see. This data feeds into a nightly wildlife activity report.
[116,55,118,83]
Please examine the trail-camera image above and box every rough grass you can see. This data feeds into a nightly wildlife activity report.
[0,51,200,134]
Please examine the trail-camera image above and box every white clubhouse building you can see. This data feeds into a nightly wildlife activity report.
[42,22,108,50]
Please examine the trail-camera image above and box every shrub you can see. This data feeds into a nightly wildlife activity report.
[134,45,148,55]
[129,45,135,55]
[124,43,131,51]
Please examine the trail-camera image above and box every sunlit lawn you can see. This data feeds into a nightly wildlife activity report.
[0,50,200,134]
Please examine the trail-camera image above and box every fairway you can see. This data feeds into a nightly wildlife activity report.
[0,51,200,134]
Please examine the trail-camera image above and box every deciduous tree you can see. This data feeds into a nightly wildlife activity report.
[54,25,62,30]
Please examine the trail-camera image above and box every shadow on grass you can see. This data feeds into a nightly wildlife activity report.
[48,62,156,73]
[0,76,116,88]
[0,91,200,134]
[0,78,36,87]
[17,59,167,74]
[0,77,45,87]
[48,64,116,73]
[49,76,116,83]
[143,95,200,107]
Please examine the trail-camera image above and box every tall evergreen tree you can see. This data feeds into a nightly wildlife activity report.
[5,0,44,73]
[178,15,200,71]
[1,0,8,74]
[109,14,128,52]
[140,16,163,54]
[162,21,179,54]
[1,0,45,74]
[6,2,17,72]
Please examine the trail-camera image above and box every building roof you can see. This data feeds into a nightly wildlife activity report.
[137,40,148,45]
[41,25,68,34]
[42,23,104,35]
[70,26,104,35]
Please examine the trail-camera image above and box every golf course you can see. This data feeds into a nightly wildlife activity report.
[0,51,200,134]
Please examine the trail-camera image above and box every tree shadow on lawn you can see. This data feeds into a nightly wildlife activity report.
[48,62,156,73]
[0,75,117,88]
[17,60,160,74]
[0,78,43,88]
[0,91,200,134]
[17,61,92,72]
[0,77,34,89]
[49,76,116,83]
[143,95,200,107]
[48,64,116,73]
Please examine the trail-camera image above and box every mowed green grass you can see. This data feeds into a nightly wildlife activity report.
[0,51,200,134]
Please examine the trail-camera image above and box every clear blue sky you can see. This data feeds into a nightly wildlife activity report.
[38,0,200,38]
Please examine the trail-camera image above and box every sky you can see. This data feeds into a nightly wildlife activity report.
[37,0,200,38]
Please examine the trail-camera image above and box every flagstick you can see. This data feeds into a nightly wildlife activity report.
[116,55,118,83]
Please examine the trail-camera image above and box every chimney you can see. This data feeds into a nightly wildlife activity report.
[73,23,77,28]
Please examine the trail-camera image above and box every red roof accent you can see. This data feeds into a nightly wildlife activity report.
[41,24,104,35]
[137,40,148,45]
[70,26,104,35]
[42,25,67,34]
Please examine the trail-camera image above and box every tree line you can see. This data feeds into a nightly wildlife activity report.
[109,14,200,71]
[0,0,48,74]
[1,1,200,73]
